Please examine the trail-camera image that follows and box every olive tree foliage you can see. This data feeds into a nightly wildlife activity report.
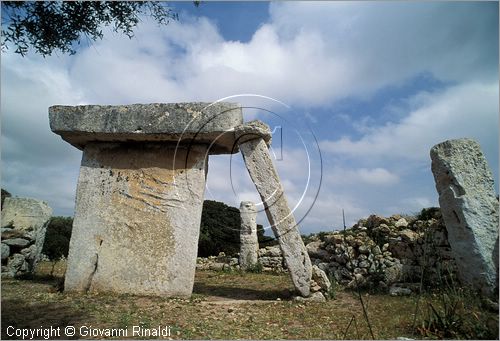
[1,188,12,207]
[199,200,276,257]
[1,1,185,57]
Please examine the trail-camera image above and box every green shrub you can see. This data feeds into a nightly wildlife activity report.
[198,200,276,257]
[417,287,498,339]
[245,262,263,274]
[42,216,73,261]
[326,274,338,300]
[417,207,441,221]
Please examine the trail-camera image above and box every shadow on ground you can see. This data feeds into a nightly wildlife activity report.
[1,299,87,340]
[193,282,294,300]
[1,272,87,340]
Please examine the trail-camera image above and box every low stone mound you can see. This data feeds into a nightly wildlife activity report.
[1,197,52,277]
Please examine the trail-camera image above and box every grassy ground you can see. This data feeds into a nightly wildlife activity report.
[1,261,498,340]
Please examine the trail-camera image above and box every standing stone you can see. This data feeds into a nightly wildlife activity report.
[66,142,208,295]
[235,120,312,297]
[50,103,243,296]
[239,201,259,270]
[1,197,52,275]
[431,138,499,295]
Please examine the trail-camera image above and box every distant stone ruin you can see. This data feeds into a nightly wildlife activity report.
[431,138,499,296]
[1,197,52,277]
[239,201,259,270]
[49,103,312,297]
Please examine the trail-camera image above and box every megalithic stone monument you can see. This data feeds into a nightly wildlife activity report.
[50,103,243,296]
[239,201,259,270]
[235,121,313,297]
[430,138,499,296]
[50,104,312,298]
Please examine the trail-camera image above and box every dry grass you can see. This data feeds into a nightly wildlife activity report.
[1,261,497,339]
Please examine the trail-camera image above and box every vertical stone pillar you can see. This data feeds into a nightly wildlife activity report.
[49,103,243,296]
[65,143,208,295]
[235,121,312,297]
[239,201,259,270]
[431,138,499,295]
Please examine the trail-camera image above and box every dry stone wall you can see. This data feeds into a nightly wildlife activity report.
[197,209,458,293]
[308,211,457,291]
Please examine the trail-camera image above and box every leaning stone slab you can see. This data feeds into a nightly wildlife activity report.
[236,120,312,297]
[49,102,243,154]
[1,197,52,275]
[431,138,499,295]
[50,102,243,296]
[239,201,259,270]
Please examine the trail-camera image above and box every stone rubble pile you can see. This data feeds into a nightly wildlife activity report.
[196,208,458,294]
[307,210,457,291]
[1,197,52,278]
[196,252,239,271]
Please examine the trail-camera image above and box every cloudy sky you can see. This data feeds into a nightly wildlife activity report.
[1,2,498,235]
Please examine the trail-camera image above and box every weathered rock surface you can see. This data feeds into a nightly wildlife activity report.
[239,201,259,270]
[49,102,243,154]
[293,292,326,302]
[311,265,331,293]
[1,197,52,233]
[1,197,52,277]
[236,121,312,297]
[258,246,286,272]
[389,285,412,296]
[3,238,30,248]
[234,120,272,146]
[1,243,10,260]
[431,138,499,295]
[64,143,208,296]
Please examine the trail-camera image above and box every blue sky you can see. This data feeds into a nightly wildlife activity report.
[1,2,498,234]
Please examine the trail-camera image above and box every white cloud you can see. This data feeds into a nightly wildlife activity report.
[44,2,497,109]
[270,2,498,87]
[320,82,499,166]
[326,167,399,186]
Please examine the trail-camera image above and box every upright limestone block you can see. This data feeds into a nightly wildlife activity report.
[65,143,207,295]
[239,201,259,270]
[236,121,312,297]
[50,102,243,296]
[430,138,499,295]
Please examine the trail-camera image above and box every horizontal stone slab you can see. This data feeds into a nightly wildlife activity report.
[49,102,243,154]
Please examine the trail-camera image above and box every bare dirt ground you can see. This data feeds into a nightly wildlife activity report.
[1,261,498,339]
